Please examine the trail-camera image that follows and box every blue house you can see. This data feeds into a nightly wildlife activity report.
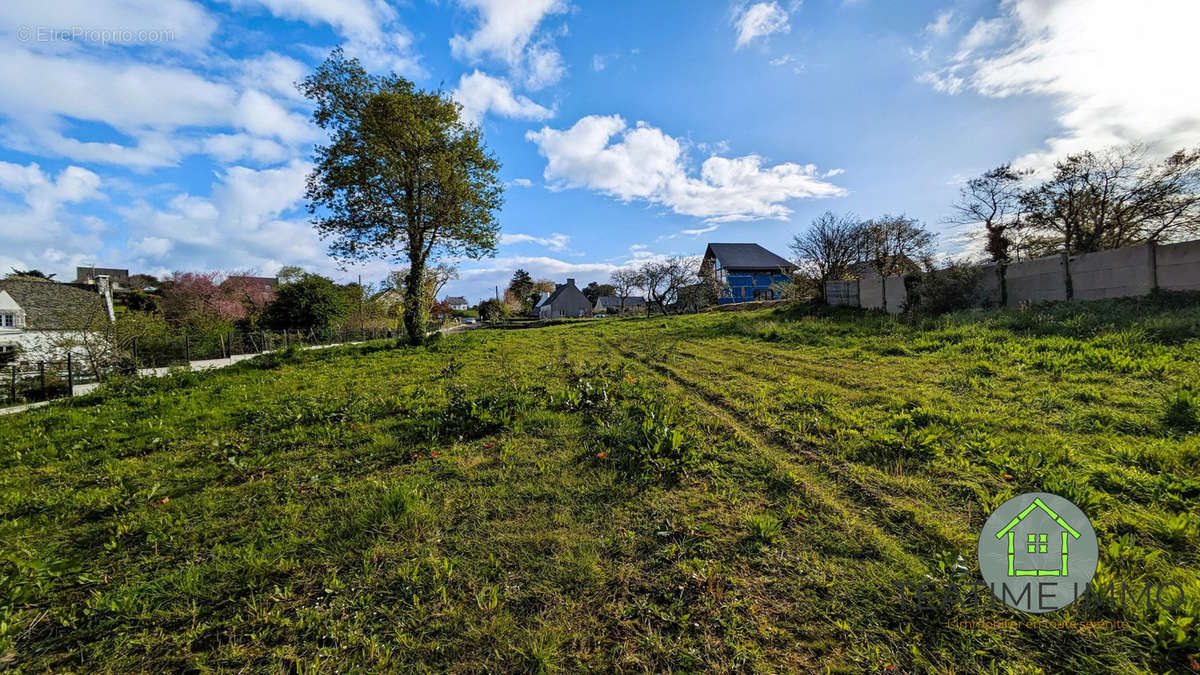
[700,243,796,304]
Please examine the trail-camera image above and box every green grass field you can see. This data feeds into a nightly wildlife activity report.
[2,297,1199,672]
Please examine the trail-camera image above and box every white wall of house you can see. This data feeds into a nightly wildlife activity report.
[0,329,108,363]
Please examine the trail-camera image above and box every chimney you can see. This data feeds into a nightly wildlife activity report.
[566,278,576,287]
[95,274,116,323]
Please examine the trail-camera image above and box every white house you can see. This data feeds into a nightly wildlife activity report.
[0,277,115,364]
[444,296,469,311]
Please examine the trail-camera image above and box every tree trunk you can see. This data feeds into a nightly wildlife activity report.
[403,257,428,345]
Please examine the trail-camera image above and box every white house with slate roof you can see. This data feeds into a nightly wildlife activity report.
[0,278,115,364]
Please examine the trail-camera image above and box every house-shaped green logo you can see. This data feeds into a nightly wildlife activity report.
[993,496,1081,577]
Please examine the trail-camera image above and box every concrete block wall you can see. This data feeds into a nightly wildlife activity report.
[825,236,1200,311]
[858,274,884,310]
[1006,254,1068,307]
[826,280,859,307]
[1157,240,1200,291]
[973,264,1004,306]
[1069,244,1156,301]
[884,276,906,314]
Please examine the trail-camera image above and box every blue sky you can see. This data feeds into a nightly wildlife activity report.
[1,0,1197,303]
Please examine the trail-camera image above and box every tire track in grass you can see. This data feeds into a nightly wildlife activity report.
[602,337,924,574]
[664,339,976,556]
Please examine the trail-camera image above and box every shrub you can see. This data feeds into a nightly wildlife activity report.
[904,262,989,315]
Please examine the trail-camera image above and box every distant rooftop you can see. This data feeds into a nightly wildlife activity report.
[595,295,646,308]
[75,267,130,284]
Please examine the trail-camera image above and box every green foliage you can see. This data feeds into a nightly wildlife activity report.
[1163,384,1200,433]
[616,396,704,483]
[744,514,783,546]
[477,298,507,322]
[300,49,503,345]
[261,273,350,329]
[903,261,989,314]
[0,297,1198,672]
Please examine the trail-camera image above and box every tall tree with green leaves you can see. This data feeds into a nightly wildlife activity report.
[261,274,350,330]
[300,49,504,344]
[507,268,535,309]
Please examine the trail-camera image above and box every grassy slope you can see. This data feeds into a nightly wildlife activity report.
[2,297,1199,672]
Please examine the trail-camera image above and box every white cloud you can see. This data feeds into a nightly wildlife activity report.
[0,161,102,219]
[925,9,954,36]
[510,178,533,187]
[233,90,320,144]
[501,232,570,251]
[681,224,720,237]
[0,0,218,51]
[0,161,105,273]
[0,43,317,168]
[0,46,235,132]
[916,68,964,95]
[768,54,805,74]
[238,53,311,102]
[734,2,791,49]
[524,43,566,90]
[957,17,1006,55]
[526,114,845,222]
[115,160,337,275]
[129,236,173,257]
[228,0,421,75]
[921,0,1200,169]
[202,133,291,164]
[450,0,568,89]
[452,71,554,124]
[450,0,565,64]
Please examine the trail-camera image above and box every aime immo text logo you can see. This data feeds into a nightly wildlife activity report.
[978,492,1099,614]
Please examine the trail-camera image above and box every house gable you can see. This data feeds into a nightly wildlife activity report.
[0,290,20,312]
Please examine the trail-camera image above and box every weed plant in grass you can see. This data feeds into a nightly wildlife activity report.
[1,294,1199,671]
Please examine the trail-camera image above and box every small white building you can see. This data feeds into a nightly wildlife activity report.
[444,296,469,311]
[0,277,115,364]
